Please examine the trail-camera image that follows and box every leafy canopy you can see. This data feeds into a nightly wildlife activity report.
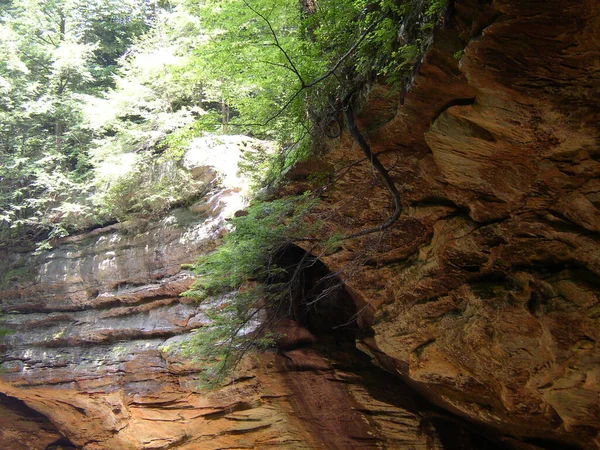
[0,0,449,380]
[0,0,158,246]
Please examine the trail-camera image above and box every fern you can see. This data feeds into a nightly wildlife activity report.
[179,193,318,386]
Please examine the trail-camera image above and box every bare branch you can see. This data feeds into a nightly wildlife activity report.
[256,59,301,76]
[242,0,306,87]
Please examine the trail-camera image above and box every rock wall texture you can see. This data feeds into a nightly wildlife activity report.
[0,139,499,448]
[286,0,600,448]
[1,0,599,449]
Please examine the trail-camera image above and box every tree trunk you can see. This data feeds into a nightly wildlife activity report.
[55,11,66,153]
[221,98,228,132]
[55,121,64,153]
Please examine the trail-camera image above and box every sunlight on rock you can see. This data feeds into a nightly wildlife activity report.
[1,1,598,449]
[183,134,273,222]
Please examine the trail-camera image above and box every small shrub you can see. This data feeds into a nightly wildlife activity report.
[181,193,318,386]
[97,155,204,221]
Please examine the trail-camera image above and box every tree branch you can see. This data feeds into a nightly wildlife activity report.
[256,59,302,76]
[239,13,387,128]
[242,0,305,87]
[304,14,386,89]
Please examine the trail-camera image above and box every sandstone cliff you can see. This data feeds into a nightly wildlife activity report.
[287,0,600,448]
[1,0,599,449]
[0,137,500,449]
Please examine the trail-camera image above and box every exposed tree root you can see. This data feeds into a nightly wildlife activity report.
[342,102,403,239]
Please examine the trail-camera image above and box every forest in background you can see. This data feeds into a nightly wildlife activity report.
[0,0,445,251]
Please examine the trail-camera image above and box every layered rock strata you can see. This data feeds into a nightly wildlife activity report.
[1,0,599,448]
[0,139,498,449]
[287,0,599,448]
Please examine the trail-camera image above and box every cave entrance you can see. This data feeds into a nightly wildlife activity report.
[0,392,77,450]
[272,244,365,341]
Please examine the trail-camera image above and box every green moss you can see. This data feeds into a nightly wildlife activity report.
[0,264,31,289]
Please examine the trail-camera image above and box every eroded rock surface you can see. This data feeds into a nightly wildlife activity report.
[0,138,497,449]
[288,0,599,448]
[1,1,599,449]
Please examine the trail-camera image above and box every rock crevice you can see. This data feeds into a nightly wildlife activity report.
[286,0,599,448]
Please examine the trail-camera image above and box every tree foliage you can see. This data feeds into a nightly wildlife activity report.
[0,0,157,247]
[0,0,447,248]
[185,193,317,298]
[180,193,318,385]
[175,0,449,383]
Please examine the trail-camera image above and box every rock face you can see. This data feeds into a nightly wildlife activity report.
[0,138,500,449]
[286,0,599,448]
[1,0,599,449]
